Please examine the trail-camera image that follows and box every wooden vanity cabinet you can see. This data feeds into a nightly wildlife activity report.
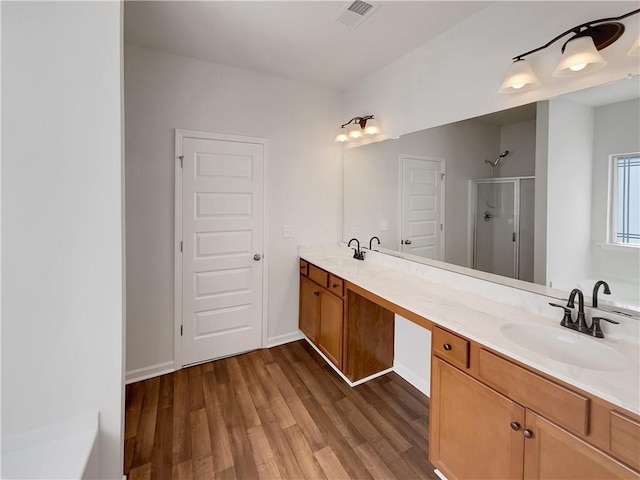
[299,275,320,343]
[299,260,344,369]
[430,325,640,480]
[430,356,525,480]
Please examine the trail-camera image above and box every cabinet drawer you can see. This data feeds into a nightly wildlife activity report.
[478,349,589,436]
[610,410,640,470]
[308,264,328,288]
[300,259,308,276]
[433,326,469,370]
[328,274,344,297]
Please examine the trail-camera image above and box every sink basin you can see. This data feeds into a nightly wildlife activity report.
[500,324,629,372]
[320,256,362,269]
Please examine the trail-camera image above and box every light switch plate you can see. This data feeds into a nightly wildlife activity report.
[380,219,389,231]
[283,225,295,238]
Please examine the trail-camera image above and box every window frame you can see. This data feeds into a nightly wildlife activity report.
[608,152,640,248]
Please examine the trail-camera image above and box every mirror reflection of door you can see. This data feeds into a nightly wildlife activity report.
[400,155,445,260]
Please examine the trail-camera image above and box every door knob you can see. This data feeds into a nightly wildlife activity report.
[404,239,412,245]
[254,254,262,261]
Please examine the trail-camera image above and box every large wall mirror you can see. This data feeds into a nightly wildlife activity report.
[344,76,640,315]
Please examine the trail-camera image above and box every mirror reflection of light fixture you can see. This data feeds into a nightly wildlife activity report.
[499,8,640,93]
[335,115,381,143]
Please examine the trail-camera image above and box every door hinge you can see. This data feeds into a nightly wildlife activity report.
[440,223,443,231]
[179,155,184,168]
[441,173,445,180]
[180,325,183,336]
[180,241,183,252]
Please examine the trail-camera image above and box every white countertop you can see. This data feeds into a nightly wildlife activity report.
[300,244,640,415]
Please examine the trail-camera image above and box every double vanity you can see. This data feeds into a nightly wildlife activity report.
[298,244,640,479]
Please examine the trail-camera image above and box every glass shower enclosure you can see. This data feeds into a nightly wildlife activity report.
[471,177,535,281]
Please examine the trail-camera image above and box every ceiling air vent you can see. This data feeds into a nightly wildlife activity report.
[334,0,380,29]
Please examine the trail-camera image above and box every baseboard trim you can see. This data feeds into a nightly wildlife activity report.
[302,336,393,387]
[393,361,430,397]
[267,330,305,348]
[125,361,175,385]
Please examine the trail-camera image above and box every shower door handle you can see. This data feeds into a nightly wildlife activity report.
[512,232,516,242]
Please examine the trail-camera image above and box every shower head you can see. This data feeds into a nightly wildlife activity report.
[485,150,510,167]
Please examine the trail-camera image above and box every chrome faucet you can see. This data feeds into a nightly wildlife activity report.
[567,288,589,333]
[369,236,381,251]
[592,280,611,308]
[348,238,365,260]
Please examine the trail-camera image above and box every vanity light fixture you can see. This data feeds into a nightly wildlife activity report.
[499,8,640,93]
[335,115,380,143]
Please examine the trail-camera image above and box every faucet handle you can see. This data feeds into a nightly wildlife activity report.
[549,303,575,328]
[588,317,620,338]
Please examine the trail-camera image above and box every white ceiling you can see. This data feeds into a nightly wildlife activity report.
[124,1,490,91]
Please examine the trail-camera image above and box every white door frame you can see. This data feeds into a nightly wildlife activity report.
[174,129,269,370]
[397,154,446,260]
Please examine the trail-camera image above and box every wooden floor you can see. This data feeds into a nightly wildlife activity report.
[124,340,438,480]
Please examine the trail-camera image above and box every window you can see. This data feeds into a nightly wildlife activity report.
[611,153,640,245]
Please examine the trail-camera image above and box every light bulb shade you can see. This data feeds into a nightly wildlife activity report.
[335,128,348,142]
[498,59,541,94]
[347,122,363,139]
[628,35,640,56]
[363,118,380,135]
[553,36,607,77]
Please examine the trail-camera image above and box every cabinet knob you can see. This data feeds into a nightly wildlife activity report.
[313,291,320,297]
[443,343,452,351]
[510,421,521,431]
[332,283,339,288]
[523,429,534,438]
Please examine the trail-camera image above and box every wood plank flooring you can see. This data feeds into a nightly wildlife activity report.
[124,340,438,480]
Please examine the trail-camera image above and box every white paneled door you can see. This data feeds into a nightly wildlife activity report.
[400,155,445,260]
[177,132,265,367]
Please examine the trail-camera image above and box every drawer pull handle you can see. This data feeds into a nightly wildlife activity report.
[332,283,339,288]
[443,343,452,351]
[313,291,320,297]
[510,422,521,431]
[523,429,534,438]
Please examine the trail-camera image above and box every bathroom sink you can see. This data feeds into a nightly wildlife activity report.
[499,324,629,371]
[320,256,362,272]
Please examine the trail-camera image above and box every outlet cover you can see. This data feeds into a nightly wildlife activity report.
[283,225,296,238]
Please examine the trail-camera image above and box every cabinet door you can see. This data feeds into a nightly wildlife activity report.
[318,291,343,369]
[523,411,640,480]
[430,356,525,480]
[299,275,320,343]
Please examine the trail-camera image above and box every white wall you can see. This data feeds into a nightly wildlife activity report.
[534,101,550,285]
[345,2,640,139]
[394,315,431,396]
[344,119,500,267]
[1,2,124,478]
[590,98,640,303]
[124,45,344,373]
[546,98,594,291]
[498,120,536,178]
